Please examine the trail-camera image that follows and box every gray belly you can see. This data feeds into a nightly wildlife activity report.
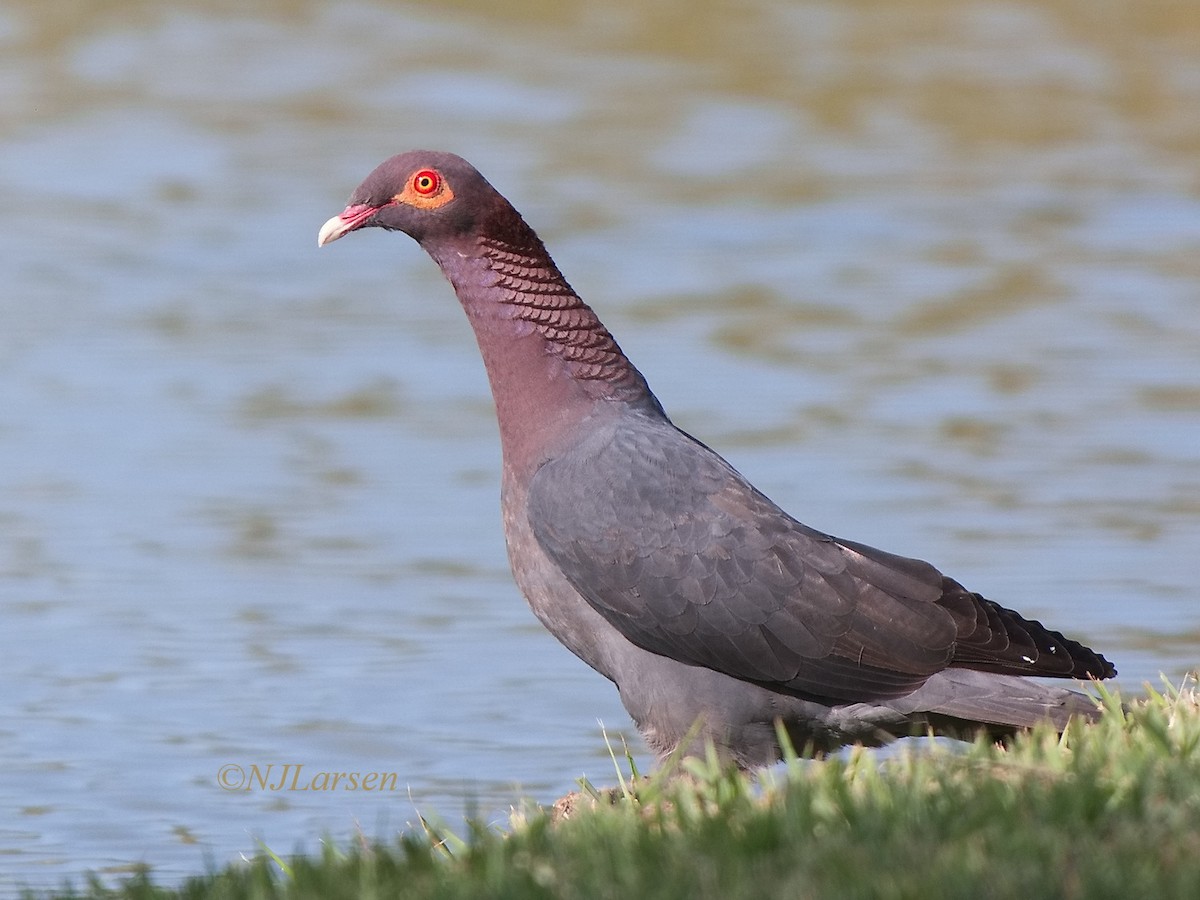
[500,471,900,766]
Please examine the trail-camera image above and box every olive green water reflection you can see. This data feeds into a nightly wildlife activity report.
[1,0,1198,890]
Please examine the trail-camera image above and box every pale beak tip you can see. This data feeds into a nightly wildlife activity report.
[318,203,379,247]
[317,214,348,248]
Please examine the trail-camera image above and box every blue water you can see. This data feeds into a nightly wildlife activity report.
[1,0,1198,892]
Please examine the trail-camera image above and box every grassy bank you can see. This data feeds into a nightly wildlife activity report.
[39,683,1200,899]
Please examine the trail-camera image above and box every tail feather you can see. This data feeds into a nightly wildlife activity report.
[890,668,1102,732]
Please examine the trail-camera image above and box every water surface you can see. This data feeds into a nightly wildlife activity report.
[1,0,1198,891]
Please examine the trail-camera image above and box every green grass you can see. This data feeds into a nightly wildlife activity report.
[32,681,1200,900]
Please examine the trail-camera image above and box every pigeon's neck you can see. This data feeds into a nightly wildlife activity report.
[427,228,663,470]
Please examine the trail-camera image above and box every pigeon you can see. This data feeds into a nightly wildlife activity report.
[319,151,1115,766]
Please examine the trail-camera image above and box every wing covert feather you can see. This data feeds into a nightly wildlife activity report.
[527,415,957,699]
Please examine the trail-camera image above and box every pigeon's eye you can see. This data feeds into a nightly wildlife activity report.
[394,167,454,209]
[412,170,441,195]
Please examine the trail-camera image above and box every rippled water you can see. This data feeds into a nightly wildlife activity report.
[2,0,1198,891]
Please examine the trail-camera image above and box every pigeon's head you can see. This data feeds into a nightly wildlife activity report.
[318,150,505,248]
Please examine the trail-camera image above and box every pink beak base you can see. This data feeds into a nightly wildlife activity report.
[317,203,380,247]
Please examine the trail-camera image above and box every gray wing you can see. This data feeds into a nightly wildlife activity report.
[527,413,1111,704]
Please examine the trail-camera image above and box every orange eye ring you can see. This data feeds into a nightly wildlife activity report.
[412,169,441,196]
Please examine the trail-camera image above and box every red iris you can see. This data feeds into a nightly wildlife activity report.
[412,170,440,195]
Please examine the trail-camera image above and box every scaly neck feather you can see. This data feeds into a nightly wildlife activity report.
[425,226,664,472]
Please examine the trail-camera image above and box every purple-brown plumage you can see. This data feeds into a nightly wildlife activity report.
[319,150,1115,766]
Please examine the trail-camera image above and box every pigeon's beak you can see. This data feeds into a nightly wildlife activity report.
[317,203,379,247]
